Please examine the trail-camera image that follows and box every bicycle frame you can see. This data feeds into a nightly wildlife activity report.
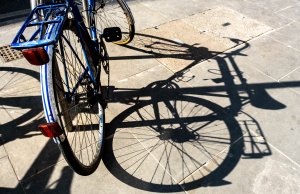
[82,0,98,41]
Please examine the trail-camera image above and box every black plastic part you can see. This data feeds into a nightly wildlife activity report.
[102,27,122,42]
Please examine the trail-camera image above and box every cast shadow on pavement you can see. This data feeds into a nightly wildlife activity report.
[1,34,299,193]
[102,34,292,192]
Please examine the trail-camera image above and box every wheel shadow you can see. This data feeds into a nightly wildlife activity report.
[104,82,245,192]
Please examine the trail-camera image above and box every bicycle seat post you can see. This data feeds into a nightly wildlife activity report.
[82,0,90,28]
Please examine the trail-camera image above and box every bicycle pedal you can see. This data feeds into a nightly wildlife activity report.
[102,27,122,42]
[81,80,90,85]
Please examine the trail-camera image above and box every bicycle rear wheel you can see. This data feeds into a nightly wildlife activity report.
[94,0,135,44]
[45,25,105,175]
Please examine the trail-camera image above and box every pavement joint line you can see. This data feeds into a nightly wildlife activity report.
[2,154,27,193]
[234,59,295,99]
[177,120,284,185]
[0,15,284,185]
[257,20,294,36]
[178,128,245,185]
[177,149,226,185]
[175,26,276,87]
[177,147,228,185]
[250,0,296,13]
[244,64,279,83]
[192,18,274,65]
[136,2,212,33]
[284,86,300,95]
[19,177,27,194]
[274,2,300,13]
[6,155,21,181]
[278,65,300,82]
[147,51,192,81]
[266,32,300,53]
[275,11,297,23]
[115,63,161,83]
[267,142,300,169]
[1,2,299,192]
[19,156,65,183]
[148,25,274,87]
[135,1,170,24]
[178,134,245,185]
[129,131,188,193]
[224,34,283,84]
[269,19,295,30]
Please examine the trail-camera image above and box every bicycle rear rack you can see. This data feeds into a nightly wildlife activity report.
[11,4,68,50]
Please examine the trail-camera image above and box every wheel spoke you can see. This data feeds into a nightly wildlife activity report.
[51,27,104,175]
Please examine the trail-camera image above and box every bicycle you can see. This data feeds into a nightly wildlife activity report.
[11,0,135,176]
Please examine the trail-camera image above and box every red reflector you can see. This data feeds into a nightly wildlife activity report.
[38,122,63,138]
[22,47,49,65]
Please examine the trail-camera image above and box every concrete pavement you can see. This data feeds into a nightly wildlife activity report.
[1,0,300,193]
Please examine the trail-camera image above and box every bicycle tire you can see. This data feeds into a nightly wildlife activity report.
[42,24,105,176]
[94,0,135,44]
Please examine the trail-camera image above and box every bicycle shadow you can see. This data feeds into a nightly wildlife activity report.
[101,33,288,192]
[0,66,73,193]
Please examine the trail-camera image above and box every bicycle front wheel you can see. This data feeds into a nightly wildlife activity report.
[94,0,135,44]
[44,26,105,175]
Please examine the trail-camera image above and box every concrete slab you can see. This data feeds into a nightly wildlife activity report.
[0,157,24,194]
